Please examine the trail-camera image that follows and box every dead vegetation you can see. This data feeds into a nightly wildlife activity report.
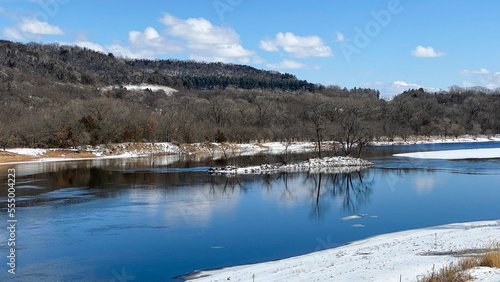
[418,242,500,282]
[40,150,97,159]
[0,151,34,163]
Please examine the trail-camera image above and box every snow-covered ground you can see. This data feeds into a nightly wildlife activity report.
[88,142,183,157]
[186,220,500,282]
[200,136,500,156]
[209,157,373,175]
[370,134,500,146]
[394,148,500,160]
[102,84,178,95]
[1,142,184,165]
[186,141,320,156]
[5,148,48,157]
[2,135,500,165]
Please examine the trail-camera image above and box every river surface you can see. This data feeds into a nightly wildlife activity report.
[1,142,500,281]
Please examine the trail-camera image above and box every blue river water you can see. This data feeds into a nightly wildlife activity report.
[0,142,499,281]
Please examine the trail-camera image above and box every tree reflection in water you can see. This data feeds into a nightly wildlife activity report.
[209,175,247,198]
[306,170,374,219]
[206,169,374,220]
[330,171,374,213]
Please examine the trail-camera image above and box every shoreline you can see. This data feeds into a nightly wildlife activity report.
[1,134,499,166]
[395,148,500,160]
[186,220,500,282]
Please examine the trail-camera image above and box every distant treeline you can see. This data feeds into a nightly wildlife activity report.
[0,40,499,155]
[1,83,499,155]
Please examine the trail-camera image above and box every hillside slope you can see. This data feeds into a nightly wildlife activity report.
[0,40,315,91]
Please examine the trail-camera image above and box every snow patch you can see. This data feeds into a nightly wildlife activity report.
[5,148,47,157]
[102,84,177,95]
[394,148,500,160]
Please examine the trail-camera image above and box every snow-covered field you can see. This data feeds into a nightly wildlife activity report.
[395,148,500,160]
[187,220,500,282]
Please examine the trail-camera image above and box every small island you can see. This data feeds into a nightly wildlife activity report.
[208,156,374,175]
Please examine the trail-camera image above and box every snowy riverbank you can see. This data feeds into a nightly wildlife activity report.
[369,134,500,146]
[1,134,499,165]
[186,220,500,282]
[395,148,500,160]
[0,142,184,165]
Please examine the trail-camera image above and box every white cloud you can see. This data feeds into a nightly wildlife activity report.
[459,68,490,76]
[188,44,255,64]
[485,72,500,89]
[3,17,64,41]
[259,40,279,52]
[364,80,441,98]
[161,13,239,46]
[19,17,64,35]
[104,44,157,59]
[5,12,259,64]
[55,13,258,63]
[488,72,500,85]
[460,71,500,90]
[362,81,386,87]
[411,45,446,58]
[58,27,184,59]
[74,41,106,53]
[3,27,27,41]
[266,59,306,70]
[335,31,345,42]
[123,27,183,58]
[158,13,256,63]
[259,32,333,58]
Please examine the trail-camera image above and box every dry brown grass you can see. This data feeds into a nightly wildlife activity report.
[0,149,99,164]
[418,243,500,282]
[253,143,268,148]
[0,142,182,164]
[220,143,239,150]
[180,144,205,154]
[478,249,500,268]
[419,262,473,282]
[41,150,97,159]
[0,151,34,163]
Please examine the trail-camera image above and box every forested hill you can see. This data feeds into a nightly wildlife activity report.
[0,40,315,91]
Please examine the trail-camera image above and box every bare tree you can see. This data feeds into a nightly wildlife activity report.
[304,96,332,158]
[332,100,370,156]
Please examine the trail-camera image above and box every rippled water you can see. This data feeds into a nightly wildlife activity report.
[1,142,499,281]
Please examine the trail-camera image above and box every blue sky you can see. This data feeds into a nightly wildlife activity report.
[1,0,499,97]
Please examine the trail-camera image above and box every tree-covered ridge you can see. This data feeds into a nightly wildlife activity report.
[0,40,316,91]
